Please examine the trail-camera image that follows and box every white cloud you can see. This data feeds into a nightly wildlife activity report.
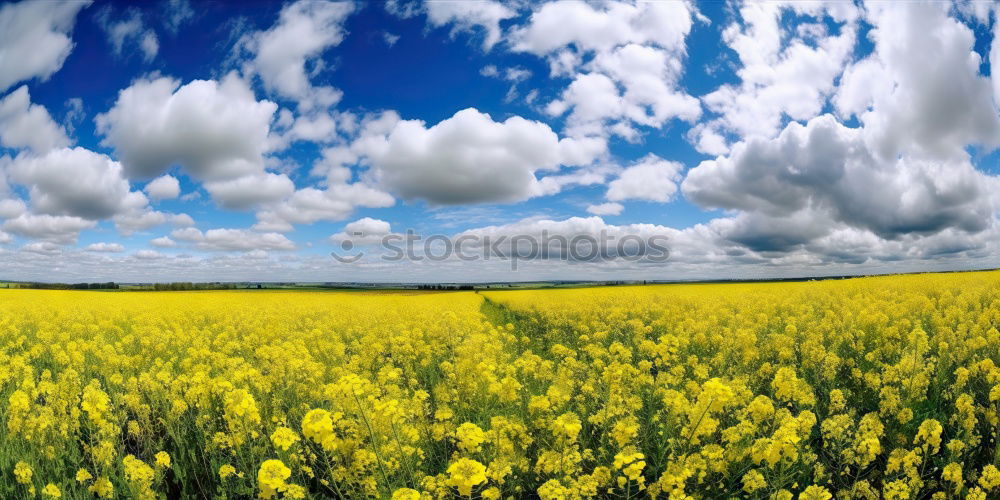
[683,115,997,244]
[0,230,11,244]
[607,154,683,203]
[547,43,701,138]
[9,147,147,220]
[356,108,605,204]
[171,227,296,251]
[0,199,26,219]
[425,1,515,50]
[203,172,295,210]
[240,0,355,109]
[86,242,125,253]
[97,73,277,181]
[0,0,90,92]
[511,0,699,140]
[835,1,1000,160]
[150,236,176,248]
[22,241,63,255]
[0,86,70,153]
[95,7,159,62]
[253,183,394,232]
[586,202,623,216]
[511,0,692,57]
[133,249,164,260]
[330,216,393,245]
[113,209,193,236]
[3,213,95,244]
[145,175,181,200]
[692,1,858,153]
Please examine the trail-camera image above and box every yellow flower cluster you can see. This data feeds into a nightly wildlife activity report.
[0,271,999,498]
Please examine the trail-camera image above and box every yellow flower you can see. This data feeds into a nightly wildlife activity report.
[75,469,93,483]
[552,413,583,441]
[455,422,487,453]
[742,469,766,492]
[270,427,300,451]
[446,458,487,496]
[979,464,1000,490]
[219,464,237,480]
[257,459,291,499]
[89,476,114,499]
[283,483,306,499]
[155,451,171,468]
[799,485,832,500]
[943,462,963,493]
[13,461,32,484]
[41,483,61,498]
[392,488,422,500]
[538,479,570,500]
[914,419,943,454]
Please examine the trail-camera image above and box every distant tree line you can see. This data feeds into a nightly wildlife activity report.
[151,282,240,291]
[416,284,476,290]
[9,282,120,290]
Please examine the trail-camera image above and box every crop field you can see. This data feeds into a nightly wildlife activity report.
[1,272,1000,499]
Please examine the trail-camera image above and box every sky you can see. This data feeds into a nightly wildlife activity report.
[0,0,999,283]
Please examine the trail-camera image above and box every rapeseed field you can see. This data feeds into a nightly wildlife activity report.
[2,271,1000,499]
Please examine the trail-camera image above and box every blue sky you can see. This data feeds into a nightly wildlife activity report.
[0,0,999,282]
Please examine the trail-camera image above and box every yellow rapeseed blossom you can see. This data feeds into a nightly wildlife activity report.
[41,483,61,498]
[13,461,32,484]
[257,459,292,499]
[269,427,300,451]
[391,487,422,500]
[447,457,487,496]
[0,274,996,497]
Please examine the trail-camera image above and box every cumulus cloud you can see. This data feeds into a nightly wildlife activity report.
[9,147,147,220]
[691,1,858,153]
[683,115,997,245]
[835,1,1000,160]
[113,209,193,236]
[95,73,292,211]
[86,242,125,253]
[2,213,96,244]
[0,86,71,153]
[240,0,354,109]
[0,0,90,92]
[253,183,394,232]
[586,202,623,216]
[150,236,176,248]
[133,249,164,260]
[0,199,26,219]
[330,217,393,245]
[203,172,295,210]
[606,154,683,203]
[22,241,63,255]
[354,108,605,205]
[96,73,277,182]
[677,1,1000,265]
[511,0,699,139]
[171,227,296,251]
[389,0,515,50]
[145,175,181,200]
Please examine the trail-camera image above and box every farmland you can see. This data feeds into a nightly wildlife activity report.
[1,271,999,498]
